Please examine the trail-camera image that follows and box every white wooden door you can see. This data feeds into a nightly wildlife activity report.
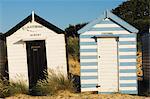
[97,38,118,93]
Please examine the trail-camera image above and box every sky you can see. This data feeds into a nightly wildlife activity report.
[0,0,125,33]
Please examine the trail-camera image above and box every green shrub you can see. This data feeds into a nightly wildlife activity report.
[34,69,75,96]
[67,37,79,60]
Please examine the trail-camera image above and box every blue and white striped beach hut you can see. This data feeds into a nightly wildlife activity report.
[78,10,138,94]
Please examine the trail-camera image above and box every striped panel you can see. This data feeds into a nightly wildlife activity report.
[81,79,98,84]
[80,45,97,49]
[81,76,97,79]
[80,49,97,52]
[119,48,136,52]
[119,52,136,55]
[80,34,136,38]
[120,80,137,83]
[80,59,97,62]
[81,72,97,76]
[119,45,136,48]
[120,62,136,66]
[120,69,136,73]
[81,69,97,72]
[119,59,136,62]
[81,88,97,91]
[120,90,137,94]
[81,62,97,66]
[120,76,137,80]
[80,42,96,45]
[82,31,130,35]
[120,83,137,87]
[120,66,136,69]
[120,73,137,76]
[119,38,136,41]
[80,38,95,42]
[119,41,136,45]
[81,66,97,69]
[119,55,136,59]
[80,52,97,56]
[120,87,137,90]
[80,56,97,59]
[81,84,97,88]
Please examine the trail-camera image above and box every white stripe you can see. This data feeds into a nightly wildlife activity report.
[80,46,97,49]
[119,38,136,41]
[120,87,137,90]
[120,73,137,76]
[119,52,136,55]
[80,52,97,56]
[119,59,136,62]
[119,45,136,48]
[93,24,120,28]
[81,72,97,76]
[81,59,97,62]
[80,38,95,42]
[81,88,98,92]
[82,31,130,35]
[120,80,137,83]
[81,66,97,69]
[119,66,136,69]
[81,79,98,84]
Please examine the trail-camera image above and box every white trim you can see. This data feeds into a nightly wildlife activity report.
[93,24,120,28]
[81,88,98,92]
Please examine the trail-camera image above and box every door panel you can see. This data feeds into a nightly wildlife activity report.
[97,38,118,93]
[26,40,47,89]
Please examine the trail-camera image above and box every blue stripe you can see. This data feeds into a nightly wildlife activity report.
[81,84,97,88]
[98,92,114,94]
[80,34,136,38]
[81,62,98,66]
[119,55,136,59]
[120,90,137,94]
[120,83,137,87]
[80,56,97,59]
[81,76,97,79]
[91,27,124,31]
[119,41,136,45]
[80,49,97,52]
[120,62,136,66]
[120,69,136,73]
[81,69,97,72]
[119,48,136,52]
[80,42,96,45]
[120,76,137,80]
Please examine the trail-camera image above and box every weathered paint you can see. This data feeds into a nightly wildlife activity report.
[79,11,138,94]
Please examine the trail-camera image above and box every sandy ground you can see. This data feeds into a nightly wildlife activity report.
[6,91,149,99]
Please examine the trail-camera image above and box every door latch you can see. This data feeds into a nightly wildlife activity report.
[96,84,101,88]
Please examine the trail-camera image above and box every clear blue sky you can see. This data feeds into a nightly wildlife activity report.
[0,0,125,33]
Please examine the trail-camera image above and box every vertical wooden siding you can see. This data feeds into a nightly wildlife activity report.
[80,19,137,94]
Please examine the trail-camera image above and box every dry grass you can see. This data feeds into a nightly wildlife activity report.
[6,91,146,99]
[68,55,80,76]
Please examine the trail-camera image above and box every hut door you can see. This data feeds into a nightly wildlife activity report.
[26,40,47,89]
[97,38,119,93]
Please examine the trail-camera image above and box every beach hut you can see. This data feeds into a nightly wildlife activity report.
[4,11,68,89]
[141,28,150,95]
[78,10,138,94]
